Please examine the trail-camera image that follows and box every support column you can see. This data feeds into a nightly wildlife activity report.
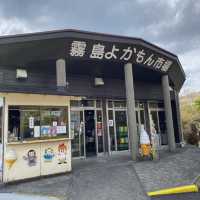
[174,90,184,144]
[102,98,109,154]
[162,75,176,151]
[56,58,67,90]
[124,63,138,160]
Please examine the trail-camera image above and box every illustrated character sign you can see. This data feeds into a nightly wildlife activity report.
[58,143,67,164]
[23,149,37,166]
[43,148,54,162]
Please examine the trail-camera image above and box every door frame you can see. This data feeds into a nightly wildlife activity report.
[148,101,168,148]
[106,100,146,155]
[70,108,86,159]
[70,99,104,158]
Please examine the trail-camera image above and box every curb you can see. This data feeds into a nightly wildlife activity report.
[147,184,198,197]
[147,175,200,197]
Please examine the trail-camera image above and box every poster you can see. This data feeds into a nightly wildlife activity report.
[41,126,50,136]
[56,126,66,134]
[108,120,114,127]
[53,121,57,126]
[29,117,34,129]
[34,126,40,138]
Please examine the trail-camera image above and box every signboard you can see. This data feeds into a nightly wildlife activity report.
[108,120,114,127]
[68,40,173,73]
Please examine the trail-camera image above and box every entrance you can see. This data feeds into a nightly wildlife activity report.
[115,110,128,151]
[149,102,167,145]
[85,110,96,156]
[70,99,104,158]
[107,100,146,154]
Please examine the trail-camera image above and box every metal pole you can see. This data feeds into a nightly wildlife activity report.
[124,63,139,160]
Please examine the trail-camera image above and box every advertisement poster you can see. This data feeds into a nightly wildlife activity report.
[34,126,40,138]
[53,121,57,126]
[56,126,66,134]
[29,117,34,129]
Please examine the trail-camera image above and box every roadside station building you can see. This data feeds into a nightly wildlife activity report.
[0,29,185,182]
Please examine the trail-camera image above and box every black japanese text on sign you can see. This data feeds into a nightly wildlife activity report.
[69,40,173,72]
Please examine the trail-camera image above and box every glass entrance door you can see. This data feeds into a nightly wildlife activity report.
[71,110,85,157]
[115,110,128,151]
[149,108,167,145]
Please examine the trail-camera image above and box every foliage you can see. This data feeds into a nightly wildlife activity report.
[195,98,200,111]
[180,93,200,145]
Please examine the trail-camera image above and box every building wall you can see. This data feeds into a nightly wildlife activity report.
[0,66,168,100]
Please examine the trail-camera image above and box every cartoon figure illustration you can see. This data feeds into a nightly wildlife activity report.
[23,149,37,166]
[43,148,54,162]
[58,143,67,164]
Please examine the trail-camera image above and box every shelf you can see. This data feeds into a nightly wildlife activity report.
[7,137,72,145]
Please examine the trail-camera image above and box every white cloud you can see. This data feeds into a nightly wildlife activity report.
[0,17,33,36]
[179,47,200,94]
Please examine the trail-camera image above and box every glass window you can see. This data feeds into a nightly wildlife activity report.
[114,101,126,108]
[96,100,102,108]
[8,107,20,142]
[158,102,164,108]
[108,110,115,151]
[20,108,40,139]
[8,106,69,142]
[138,103,144,109]
[115,110,128,151]
[96,110,103,153]
[149,102,158,109]
[40,107,69,138]
[108,101,113,108]
[81,100,94,107]
[70,100,82,107]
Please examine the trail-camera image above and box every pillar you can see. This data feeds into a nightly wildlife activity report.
[174,90,184,144]
[102,98,109,154]
[162,75,176,151]
[124,63,139,160]
[56,58,67,89]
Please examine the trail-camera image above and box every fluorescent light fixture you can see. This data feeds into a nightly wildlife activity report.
[16,69,27,79]
[94,77,104,86]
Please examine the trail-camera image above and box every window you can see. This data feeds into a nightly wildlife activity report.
[113,101,126,108]
[8,106,69,142]
[70,100,82,107]
[40,107,68,138]
[96,100,102,108]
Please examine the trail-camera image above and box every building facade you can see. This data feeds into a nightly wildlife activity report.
[0,29,185,182]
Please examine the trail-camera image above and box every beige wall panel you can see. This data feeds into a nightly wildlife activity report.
[4,143,41,182]
[0,93,71,106]
[41,140,71,176]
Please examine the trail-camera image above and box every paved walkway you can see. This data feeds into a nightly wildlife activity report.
[0,153,149,200]
[0,193,59,200]
[135,147,200,192]
[1,147,200,200]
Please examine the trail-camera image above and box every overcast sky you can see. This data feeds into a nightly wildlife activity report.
[0,0,199,95]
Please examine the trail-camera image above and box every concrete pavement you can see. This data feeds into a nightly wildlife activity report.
[135,147,200,192]
[0,193,59,200]
[0,147,200,200]
[0,153,149,200]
